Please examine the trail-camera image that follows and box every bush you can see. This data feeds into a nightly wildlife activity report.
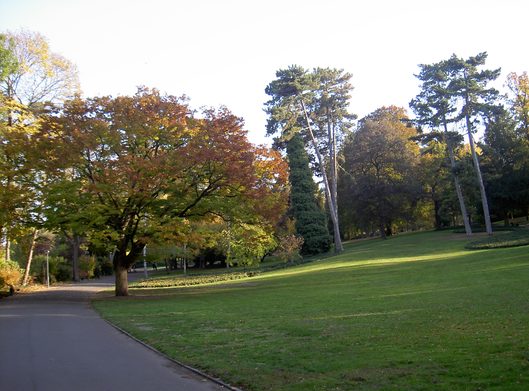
[79,255,96,279]
[55,262,72,282]
[32,255,71,283]
[0,259,23,292]
[274,234,304,263]
[131,271,259,289]
[98,258,113,276]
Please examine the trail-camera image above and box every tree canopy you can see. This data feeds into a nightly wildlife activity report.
[40,88,288,295]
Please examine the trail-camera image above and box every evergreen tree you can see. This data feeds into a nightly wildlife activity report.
[446,52,500,235]
[410,61,472,235]
[287,133,331,255]
[264,65,354,253]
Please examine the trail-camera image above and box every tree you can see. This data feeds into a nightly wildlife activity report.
[264,66,354,252]
[506,71,529,138]
[0,34,18,82]
[486,71,529,221]
[0,96,43,276]
[410,60,472,235]
[305,68,355,250]
[0,30,79,109]
[42,88,288,296]
[340,107,421,238]
[446,52,501,235]
[1,30,79,271]
[287,133,331,255]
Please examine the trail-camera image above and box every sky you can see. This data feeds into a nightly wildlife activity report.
[1,0,528,144]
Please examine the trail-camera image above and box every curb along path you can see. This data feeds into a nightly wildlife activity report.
[0,275,230,391]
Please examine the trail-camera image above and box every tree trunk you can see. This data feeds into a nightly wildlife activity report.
[379,221,387,239]
[114,263,129,296]
[5,236,10,262]
[22,229,38,286]
[461,72,493,236]
[433,197,442,229]
[465,118,493,235]
[443,120,472,236]
[72,235,81,282]
[327,115,340,252]
[300,99,343,253]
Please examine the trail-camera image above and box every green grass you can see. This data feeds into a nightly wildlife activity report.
[93,231,529,390]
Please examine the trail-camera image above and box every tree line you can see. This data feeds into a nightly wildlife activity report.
[264,55,529,249]
[2,30,528,295]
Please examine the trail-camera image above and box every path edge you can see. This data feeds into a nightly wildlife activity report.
[96,311,243,391]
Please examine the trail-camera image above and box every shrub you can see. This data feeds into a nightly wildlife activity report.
[274,234,304,263]
[0,259,23,292]
[55,262,72,282]
[32,255,71,283]
[131,271,259,289]
[79,255,96,279]
[98,258,113,276]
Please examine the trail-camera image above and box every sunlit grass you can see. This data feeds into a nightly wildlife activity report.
[94,231,529,390]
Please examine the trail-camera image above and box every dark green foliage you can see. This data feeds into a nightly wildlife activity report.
[482,101,529,223]
[339,107,422,238]
[32,255,71,283]
[287,134,331,255]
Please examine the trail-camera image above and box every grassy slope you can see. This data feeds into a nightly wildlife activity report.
[93,231,529,390]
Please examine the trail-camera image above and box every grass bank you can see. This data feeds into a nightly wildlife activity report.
[93,231,529,390]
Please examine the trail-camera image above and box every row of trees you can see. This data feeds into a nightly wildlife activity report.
[2,29,529,295]
[1,31,289,296]
[264,54,529,249]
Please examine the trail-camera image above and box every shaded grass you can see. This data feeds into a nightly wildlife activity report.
[466,228,529,250]
[93,231,529,390]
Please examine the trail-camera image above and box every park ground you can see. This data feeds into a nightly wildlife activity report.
[93,230,529,390]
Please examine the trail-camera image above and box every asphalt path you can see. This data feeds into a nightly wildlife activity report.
[0,275,227,391]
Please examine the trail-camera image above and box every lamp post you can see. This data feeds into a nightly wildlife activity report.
[183,243,187,275]
[143,245,148,279]
[46,250,50,288]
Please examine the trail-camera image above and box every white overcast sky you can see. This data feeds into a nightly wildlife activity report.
[1,0,527,144]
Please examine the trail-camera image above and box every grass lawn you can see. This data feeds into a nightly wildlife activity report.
[93,231,529,390]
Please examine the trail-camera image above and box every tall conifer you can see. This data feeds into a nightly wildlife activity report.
[287,133,331,255]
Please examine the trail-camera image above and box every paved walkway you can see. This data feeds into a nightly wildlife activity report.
[0,275,226,391]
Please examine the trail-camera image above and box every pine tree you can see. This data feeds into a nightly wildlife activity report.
[287,134,331,255]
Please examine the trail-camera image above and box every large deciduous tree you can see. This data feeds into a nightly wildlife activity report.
[42,88,288,296]
[0,30,80,109]
[1,30,79,273]
[340,107,421,238]
[506,71,529,137]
